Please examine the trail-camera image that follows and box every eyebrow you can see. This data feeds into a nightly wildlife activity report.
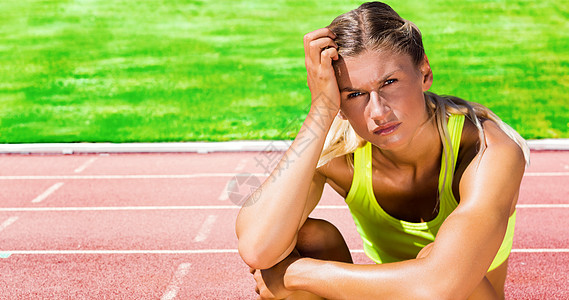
[340,69,400,92]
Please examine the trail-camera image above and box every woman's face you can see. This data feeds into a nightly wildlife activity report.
[335,49,433,150]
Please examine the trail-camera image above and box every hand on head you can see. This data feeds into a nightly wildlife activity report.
[303,28,341,113]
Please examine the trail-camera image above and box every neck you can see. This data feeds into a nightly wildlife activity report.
[373,115,442,170]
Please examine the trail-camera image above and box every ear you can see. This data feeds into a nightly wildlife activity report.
[337,110,348,120]
[420,54,433,92]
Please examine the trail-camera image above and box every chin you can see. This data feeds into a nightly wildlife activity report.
[368,134,408,151]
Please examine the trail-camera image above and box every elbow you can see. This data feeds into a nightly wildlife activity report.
[235,226,275,269]
[237,234,297,270]
[238,241,276,270]
[235,216,267,269]
[236,220,297,269]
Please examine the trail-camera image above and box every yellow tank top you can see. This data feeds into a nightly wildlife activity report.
[344,114,516,271]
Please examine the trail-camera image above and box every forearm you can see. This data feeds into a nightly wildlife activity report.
[284,211,508,299]
[236,95,338,267]
[284,258,437,299]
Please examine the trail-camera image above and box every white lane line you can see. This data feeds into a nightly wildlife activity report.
[0,203,568,212]
[0,172,565,180]
[234,158,247,171]
[511,249,569,253]
[218,160,249,201]
[31,182,64,203]
[74,157,98,173]
[161,263,192,300]
[0,173,268,180]
[0,217,19,232]
[524,172,569,177]
[0,248,568,255]
[317,206,349,209]
[219,159,252,202]
[193,215,218,242]
[217,181,231,201]
[516,204,569,208]
[0,206,239,212]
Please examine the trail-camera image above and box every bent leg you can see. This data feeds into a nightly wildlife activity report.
[295,218,353,263]
[285,218,353,300]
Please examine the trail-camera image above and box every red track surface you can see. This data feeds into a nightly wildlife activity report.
[0,151,568,299]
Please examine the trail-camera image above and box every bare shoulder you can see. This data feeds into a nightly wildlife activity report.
[459,117,525,167]
[458,118,526,209]
[316,154,354,198]
[454,118,526,203]
[481,119,526,166]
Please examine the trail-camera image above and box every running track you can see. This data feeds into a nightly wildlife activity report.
[0,150,568,299]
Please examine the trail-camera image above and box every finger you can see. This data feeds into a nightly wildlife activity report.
[308,38,338,66]
[260,292,273,300]
[253,269,262,281]
[320,47,339,67]
[303,27,336,49]
[304,27,336,58]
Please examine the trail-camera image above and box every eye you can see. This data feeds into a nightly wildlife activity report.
[347,92,364,99]
[384,79,397,86]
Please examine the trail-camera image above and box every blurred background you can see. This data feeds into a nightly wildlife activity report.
[0,0,567,143]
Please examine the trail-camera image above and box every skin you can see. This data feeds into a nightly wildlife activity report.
[236,27,525,299]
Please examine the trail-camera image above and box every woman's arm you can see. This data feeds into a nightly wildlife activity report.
[275,123,526,299]
[235,28,341,270]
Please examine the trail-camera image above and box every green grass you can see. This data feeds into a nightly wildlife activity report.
[0,0,567,142]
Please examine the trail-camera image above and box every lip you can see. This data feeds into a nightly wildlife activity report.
[372,122,401,136]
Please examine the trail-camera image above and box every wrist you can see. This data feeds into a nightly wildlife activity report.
[307,101,339,131]
[310,94,340,117]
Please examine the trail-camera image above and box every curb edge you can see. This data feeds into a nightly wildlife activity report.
[0,139,567,154]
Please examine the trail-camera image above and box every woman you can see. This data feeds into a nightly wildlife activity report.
[236,2,529,299]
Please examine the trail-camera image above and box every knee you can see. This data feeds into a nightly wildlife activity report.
[297,219,341,251]
[296,218,352,263]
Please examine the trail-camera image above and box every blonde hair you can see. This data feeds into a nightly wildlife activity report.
[317,2,530,175]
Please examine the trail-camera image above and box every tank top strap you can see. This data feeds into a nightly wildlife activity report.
[345,142,370,205]
[438,114,465,198]
[448,114,465,166]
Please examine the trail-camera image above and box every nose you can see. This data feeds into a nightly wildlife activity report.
[368,91,391,121]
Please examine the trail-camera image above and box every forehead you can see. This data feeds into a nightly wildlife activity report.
[335,50,415,88]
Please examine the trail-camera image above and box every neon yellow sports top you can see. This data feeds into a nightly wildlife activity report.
[345,114,516,272]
